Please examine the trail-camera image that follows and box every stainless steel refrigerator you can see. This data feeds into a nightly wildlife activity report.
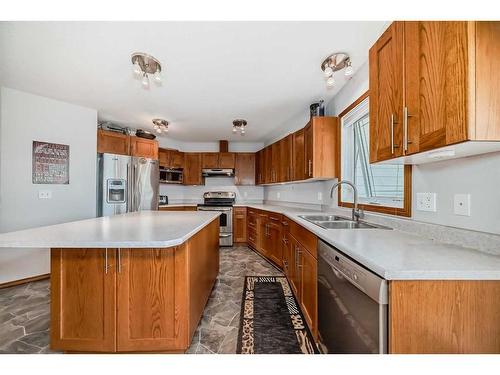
[97,153,159,217]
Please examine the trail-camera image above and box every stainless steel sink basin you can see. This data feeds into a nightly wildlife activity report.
[315,221,380,229]
[299,214,391,230]
[298,215,349,222]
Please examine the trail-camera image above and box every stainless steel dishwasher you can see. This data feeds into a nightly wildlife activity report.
[317,240,388,354]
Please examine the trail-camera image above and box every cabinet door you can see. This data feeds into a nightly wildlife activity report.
[130,136,159,160]
[258,212,269,256]
[219,152,235,168]
[299,249,317,338]
[266,216,283,268]
[116,247,188,352]
[158,148,169,167]
[282,230,292,278]
[404,21,469,154]
[235,153,255,185]
[97,129,130,156]
[257,150,265,184]
[292,128,306,181]
[271,142,280,183]
[288,236,300,299]
[51,248,116,352]
[183,153,202,185]
[202,153,219,168]
[263,146,273,184]
[170,150,185,168]
[304,122,313,179]
[279,135,293,182]
[233,207,247,243]
[369,22,404,162]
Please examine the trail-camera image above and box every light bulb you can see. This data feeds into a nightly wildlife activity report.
[156,128,162,134]
[241,129,245,135]
[133,61,142,76]
[153,124,159,129]
[154,69,162,84]
[323,66,333,77]
[232,127,237,133]
[164,127,168,132]
[345,62,353,77]
[326,75,335,87]
[141,74,149,88]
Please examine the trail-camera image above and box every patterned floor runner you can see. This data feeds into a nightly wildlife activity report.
[236,276,318,354]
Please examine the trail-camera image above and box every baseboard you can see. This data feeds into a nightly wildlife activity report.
[0,273,50,289]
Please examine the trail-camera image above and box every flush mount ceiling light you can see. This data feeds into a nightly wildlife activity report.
[152,119,169,134]
[321,52,353,88]
[131,52,163,89]
[232,119,247,136]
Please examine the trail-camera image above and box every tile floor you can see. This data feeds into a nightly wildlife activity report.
[0,246,282,354]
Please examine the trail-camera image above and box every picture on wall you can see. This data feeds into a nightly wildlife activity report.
[32,141,70,184]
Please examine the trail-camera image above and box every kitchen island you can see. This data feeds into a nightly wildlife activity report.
[0,211,221,353]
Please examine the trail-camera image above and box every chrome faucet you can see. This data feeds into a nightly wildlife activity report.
[330,180,362,222]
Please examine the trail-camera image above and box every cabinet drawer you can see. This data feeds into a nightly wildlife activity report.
[234,207,247,215]
[248,227,258,248]
[268,213,282,222]
[289,220,317,259]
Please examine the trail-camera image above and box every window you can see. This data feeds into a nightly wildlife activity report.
[339,92,411,217]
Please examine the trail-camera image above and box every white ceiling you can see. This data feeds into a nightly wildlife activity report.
[0,21,386,142]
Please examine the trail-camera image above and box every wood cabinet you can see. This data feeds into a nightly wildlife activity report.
[263,146,273,184]
[270,142,280,183]
[159,148,184,168]
[97,129,130,156]
[303,117,339,179]
[390,280,500,353]
[183,153,202,185]
[299,247,317,337]
[265,213,283,267]
[50,219,219,353]
[130,136,159,160]
[292,128,306,181]
[234,153,255,185]
[159,206,196,211]
[51,248,116,352]
[257,211,270,257]
[202,152,235,169]
[255,149,265,184]
[279,135,293,182]
[370,21,500,163]
[233,207,247,243]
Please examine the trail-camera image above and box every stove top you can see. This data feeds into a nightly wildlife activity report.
[200,191,236,207]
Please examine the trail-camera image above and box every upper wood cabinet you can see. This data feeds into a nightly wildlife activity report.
[279,135,293,182]
[255,150,264,185]
[129,136,159,160]
[370,21,500,163]
[304,117,339,179]
[263,146,273,184]
[183,153,202,185]
[202,152,235,169]
[234,153,255,185]
[97,129,130,156]
[159,148,184,168]
[292,128,306,181]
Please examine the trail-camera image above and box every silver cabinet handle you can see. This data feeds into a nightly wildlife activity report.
[104,248,109,274]
[391,114,395,154]
[403,106,413,153]
[308,160,312,177]
[117,248,122,273]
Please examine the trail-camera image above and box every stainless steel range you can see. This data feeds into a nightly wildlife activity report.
[197,192,235,246]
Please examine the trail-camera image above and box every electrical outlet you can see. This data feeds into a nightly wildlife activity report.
[38,190,52,199]
[454,194,471,216]
[277,192,281,199]
[317,192,323,201]
[416,192,436,212]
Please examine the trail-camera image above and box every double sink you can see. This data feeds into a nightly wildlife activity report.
[298,214,391,230]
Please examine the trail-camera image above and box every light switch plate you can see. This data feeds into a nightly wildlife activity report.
[38,190,52,199]
[317,192,323,201]
[416,192,437,212]
[454,194,471,216]
[277,192,281,199]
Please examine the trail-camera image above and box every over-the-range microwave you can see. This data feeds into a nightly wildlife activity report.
[159,167,183,184]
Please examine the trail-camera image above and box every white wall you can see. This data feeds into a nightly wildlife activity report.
[0,87,98,283]
[160,177,264,204]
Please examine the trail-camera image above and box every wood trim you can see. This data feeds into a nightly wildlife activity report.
[337,91,412,217]
[0,273,50,289]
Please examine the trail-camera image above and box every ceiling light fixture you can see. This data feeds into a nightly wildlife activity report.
[152,119,169,134]
[321,52,353,88]
[131,52,163,89]
[232,119,247,136]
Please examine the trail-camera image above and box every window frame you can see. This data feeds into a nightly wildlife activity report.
[337,91,412,217]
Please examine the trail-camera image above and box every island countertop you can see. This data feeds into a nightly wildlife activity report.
[0,211,221,249]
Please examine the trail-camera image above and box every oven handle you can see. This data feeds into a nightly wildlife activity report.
[197,207,232,211]
[219,233,232,238]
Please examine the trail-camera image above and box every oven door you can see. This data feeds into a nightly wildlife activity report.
[197,207,232,233]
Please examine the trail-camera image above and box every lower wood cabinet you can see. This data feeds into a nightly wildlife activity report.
[159,206,197,211]
[233,207,247,243]
[50,219,219,353]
